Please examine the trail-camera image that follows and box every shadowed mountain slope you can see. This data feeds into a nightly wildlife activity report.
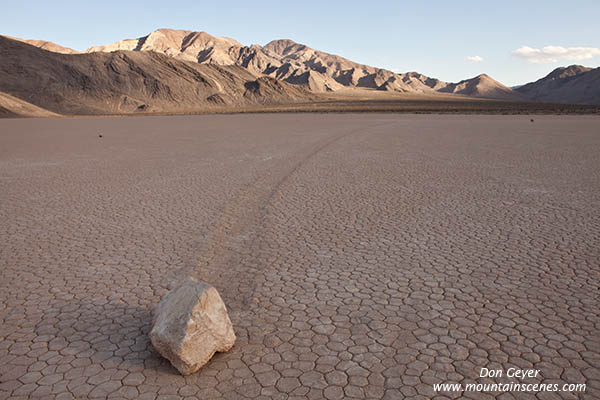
[0,91,60,118]
[0,35,314,115]
[516,65,600,105]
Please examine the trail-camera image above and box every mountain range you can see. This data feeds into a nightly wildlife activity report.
[1,28,599,116]
[84,29,521,97]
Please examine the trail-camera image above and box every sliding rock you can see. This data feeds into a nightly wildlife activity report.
[149,276,236,375]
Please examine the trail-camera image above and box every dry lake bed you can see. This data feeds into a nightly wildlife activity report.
[1,114,599,399]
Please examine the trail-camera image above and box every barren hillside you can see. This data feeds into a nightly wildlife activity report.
[516,65,600,105]
[0,35,315,115]
[0,91,60,118]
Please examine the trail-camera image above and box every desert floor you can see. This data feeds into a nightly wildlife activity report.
[0,114,598,399]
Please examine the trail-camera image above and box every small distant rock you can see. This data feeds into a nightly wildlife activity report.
[149,276,236,375]
[530,119,534,122]
[98,134,103,138]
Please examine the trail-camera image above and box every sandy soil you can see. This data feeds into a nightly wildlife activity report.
[1,114,598,399]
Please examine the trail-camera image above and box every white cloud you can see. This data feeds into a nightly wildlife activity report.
[466,55,483,62]
[512,45,600,63]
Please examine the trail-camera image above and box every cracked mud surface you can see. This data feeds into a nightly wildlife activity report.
[1,114,599,399]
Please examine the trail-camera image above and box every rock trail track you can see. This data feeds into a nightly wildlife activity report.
[0,114,599,399]
[188,121,395,309]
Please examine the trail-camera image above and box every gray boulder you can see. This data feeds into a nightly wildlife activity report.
[149,276,236,375]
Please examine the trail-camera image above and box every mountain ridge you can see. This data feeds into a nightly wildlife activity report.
[80,29,521,99]
[5,35,80,54]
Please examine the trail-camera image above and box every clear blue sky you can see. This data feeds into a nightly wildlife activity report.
[2,1,599,86]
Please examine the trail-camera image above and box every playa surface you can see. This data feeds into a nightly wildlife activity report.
[1,114,598,399]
